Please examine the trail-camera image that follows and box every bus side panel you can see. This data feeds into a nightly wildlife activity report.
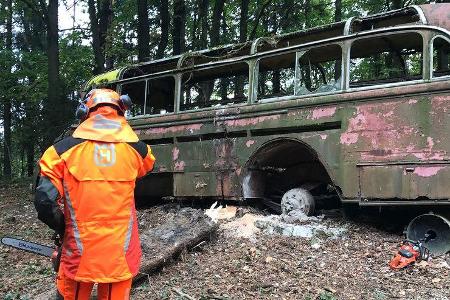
[340,93,450,201]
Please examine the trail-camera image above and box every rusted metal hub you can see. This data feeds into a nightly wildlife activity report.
[281,188,315,216]
[406,213,450,256]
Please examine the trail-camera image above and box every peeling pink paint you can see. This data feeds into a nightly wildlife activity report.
[320,134,327,140]
[340,100,449,161]
[427,137,434,148]
[408,99,418,104]
[174,161,185,171]
[383,110,394,117]
[310,107,337,120]
[246,140,255,147]
[145,124,203,135]
[340,132,358,145]
[224,115,280,127]
[432,96,450,113]
[413,166,444,177]
[172,147,180,161]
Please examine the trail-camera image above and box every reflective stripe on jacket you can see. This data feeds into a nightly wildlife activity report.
[35,107,155,283]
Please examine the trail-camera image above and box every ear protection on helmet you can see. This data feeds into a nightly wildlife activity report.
[119,95,132,111]
[75,102,89,120]
[75,90,133,120]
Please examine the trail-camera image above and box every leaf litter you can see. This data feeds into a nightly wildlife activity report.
[0,184,449,299]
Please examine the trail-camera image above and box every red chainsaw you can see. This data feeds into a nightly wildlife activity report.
[389,233,431,270]
[1,233,62,272]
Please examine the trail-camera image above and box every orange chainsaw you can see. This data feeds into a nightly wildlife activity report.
[389,234,431,270]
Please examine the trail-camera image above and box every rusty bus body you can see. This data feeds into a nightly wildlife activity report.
[85,5,450,215]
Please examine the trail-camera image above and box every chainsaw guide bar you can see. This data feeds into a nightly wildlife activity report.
[1,237,54,257]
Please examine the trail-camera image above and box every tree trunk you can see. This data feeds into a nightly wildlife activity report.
[3,0,13,179]
[200,0,209,48]
[304,0,311,28]
[210,0,225,46]
[44,0,62,148]
[172,0,186,55]
[137,0,150,61]
[98,0,113,69]
[88,0,104,74]
[26,143,34,177]
[239,0,249,43]
[156,0,169,58]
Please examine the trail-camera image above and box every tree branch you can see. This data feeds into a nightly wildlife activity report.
[249,0,275,40]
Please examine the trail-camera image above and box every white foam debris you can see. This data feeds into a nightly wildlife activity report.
[218,209,347,240]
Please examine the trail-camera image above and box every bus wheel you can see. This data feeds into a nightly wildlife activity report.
[281,188,315,216]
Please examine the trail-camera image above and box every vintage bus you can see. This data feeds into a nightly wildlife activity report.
[84,5,450,252]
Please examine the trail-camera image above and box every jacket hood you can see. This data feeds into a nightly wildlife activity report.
[72,107,139,143]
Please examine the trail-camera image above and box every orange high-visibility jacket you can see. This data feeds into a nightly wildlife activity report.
[34,106,155,283]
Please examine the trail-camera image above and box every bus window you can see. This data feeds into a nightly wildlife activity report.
[180,63,249,111]
[433,37,450,78]
[258,52,295,100]
[350,32,423,87]
[120,80,146,117]
[145,77,175,115]
[297,44,342,95]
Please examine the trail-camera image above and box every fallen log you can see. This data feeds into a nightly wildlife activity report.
[135,207,218,282]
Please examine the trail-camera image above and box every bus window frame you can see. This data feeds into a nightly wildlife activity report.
[111,26,449,119]
[255,43,345,103]
[346,30,427,92]
[430,34,450,80]
[178,61,252,114]
[118,74,178,119]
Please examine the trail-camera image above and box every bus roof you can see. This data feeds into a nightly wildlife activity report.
[83,4,450,91]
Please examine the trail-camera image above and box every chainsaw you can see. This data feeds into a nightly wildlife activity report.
[389,234,431,270]
[1,233,62,272]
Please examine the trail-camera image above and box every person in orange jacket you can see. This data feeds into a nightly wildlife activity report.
[34,89,155,299]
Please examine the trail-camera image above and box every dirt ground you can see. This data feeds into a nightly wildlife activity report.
[1,183,449,300]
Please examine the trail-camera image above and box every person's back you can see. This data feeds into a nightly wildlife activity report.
[35,89,155,299]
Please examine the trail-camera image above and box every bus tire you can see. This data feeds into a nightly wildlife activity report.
[281,188,315,216]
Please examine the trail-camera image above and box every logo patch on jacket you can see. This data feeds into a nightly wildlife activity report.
[94,143,116,167]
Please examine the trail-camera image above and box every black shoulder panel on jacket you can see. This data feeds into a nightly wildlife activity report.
[54,137,86,156]
[127,141,148,159]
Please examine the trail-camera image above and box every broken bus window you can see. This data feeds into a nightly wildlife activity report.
[432,37,450,78]
[120,76,175,117]
[180,63,249,111]
[350,32,423,87]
